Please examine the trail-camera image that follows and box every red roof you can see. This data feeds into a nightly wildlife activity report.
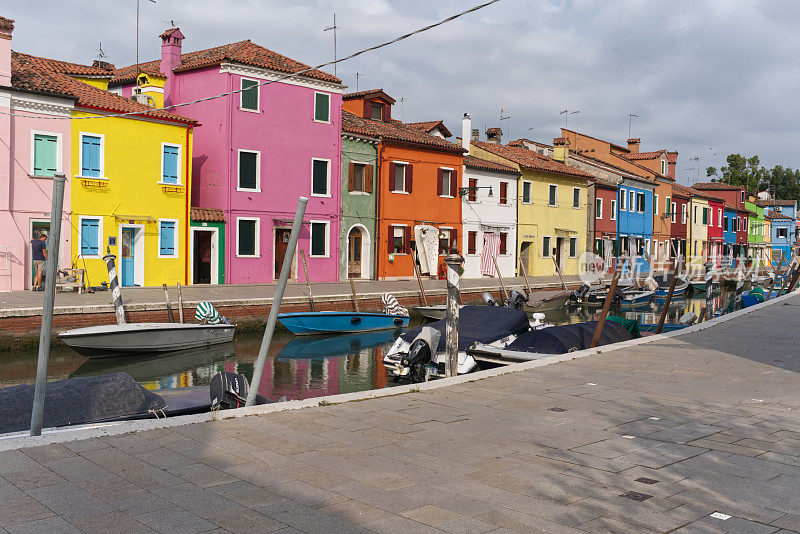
[407,120,452,138]
[471,141,592,179]
[190,207,225,222]
[693,181,744,191]
[766,212,794,221]
[342,88,395,103]
[0,16,14,31]
[763,199,797,207]
[670,183,723,202]
[508,138,552,149]
[620,150,666,161]
[111,40,340,86]
[12,52,196,124]
[463,155,520,175]
[342,111,464,154]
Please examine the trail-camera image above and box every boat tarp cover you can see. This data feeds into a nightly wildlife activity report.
[401,305,530,352]
[0,372,165,434]
[606,316,641,338]
[505,320,633,354]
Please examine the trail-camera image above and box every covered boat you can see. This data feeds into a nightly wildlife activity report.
[277,311,409,335]
[412,305,449,321]
[58,322,235,358]
[653,274,690,297]
[384,305,531,379]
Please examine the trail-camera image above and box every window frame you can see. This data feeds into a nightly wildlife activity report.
[654,194,659,216]
[467,178,478,202]
[619,189,627,211]
[572,187,581,209]
[390,224,409,254]
[521,181,532,204]
[239,77,260,113]
[718,208,722,227]
[610,199,617,220]
[309,220,330,258]
[568,236,577,258]
[671,202,677,223]
[157,218,179,258]
[629,190,635,212]
[77,131,106,180]
[439,167,454,198]
[159,142,182,185]
[78,215,103,258]
[311,157,332,197]
[636,192,645,213]
[499,180,508,205]
[548,184,558,207]
[349,160,368,193]
[660,159,666,175]
[313,91,331,123]
[391,161,409,194]
[595,197,603,219]
[236,149,261,192]
[235,217,260,258]
[467,230,477,255]
[30,130,62,178]
[778,227,788,239]
[542,236,551,258]
[499,232,508,255]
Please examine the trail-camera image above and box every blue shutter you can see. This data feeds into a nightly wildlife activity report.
[81,135,101,177]
[160,221,175,256]
[162,145,179,184]
[80,218,99,255]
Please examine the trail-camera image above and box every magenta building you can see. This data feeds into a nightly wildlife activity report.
[111,29,344,284]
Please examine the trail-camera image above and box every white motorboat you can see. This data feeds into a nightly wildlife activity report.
[58,322,235,358]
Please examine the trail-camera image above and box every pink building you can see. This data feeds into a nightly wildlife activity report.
[0,17,74,290]
[110,29,345,284]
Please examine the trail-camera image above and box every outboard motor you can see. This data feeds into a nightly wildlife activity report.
[210,371,271,409]
[398,326,441,383]
[506,290,527,310]
[531,312,547,328]
[482,292,498,306]
[571,283,591,302]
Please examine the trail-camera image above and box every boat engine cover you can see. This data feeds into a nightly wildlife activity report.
[401,326,441,383]
[482,292,497,306]
[210,371,250,409]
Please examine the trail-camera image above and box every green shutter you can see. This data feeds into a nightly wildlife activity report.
[238,152,258,189]
[240,79,259,110]
[311,222,326,256]
[314,93,330,122]
[238,220,256,256]
[702,207,708,225]
[33,134,58,176]
[665,197,670,215]
[312,159,329,195]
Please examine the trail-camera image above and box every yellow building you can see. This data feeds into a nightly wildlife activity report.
[32,56,196,287]
[687,196,709,269]
[470,139,592,277]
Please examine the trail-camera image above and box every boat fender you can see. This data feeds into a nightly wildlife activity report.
[350,316,362,324]
[482,292,497,306]
[393,317,404,325]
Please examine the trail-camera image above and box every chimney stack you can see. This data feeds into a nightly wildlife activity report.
[627,138,640,154]
[552,137,569,163]
[0,17,14,88]
[461,113,472,154]
[486,127,502,144]
[159,27,185,107]
[471,128,479,141]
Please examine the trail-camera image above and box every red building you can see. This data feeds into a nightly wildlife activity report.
[670,185,690,266]
[707,198,724,267]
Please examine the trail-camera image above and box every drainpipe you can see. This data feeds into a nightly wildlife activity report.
[374,140,383,280]
[184,126,191,285]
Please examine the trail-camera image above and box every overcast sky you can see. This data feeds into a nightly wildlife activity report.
[7,0,800,183]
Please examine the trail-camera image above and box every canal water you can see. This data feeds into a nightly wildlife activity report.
[0,290,728,401]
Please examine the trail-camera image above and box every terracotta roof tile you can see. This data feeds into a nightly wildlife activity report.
[0,16,14,31]
[508,138,551,149]
[342,88,395,103]
[471,141,592,180]
[111,40,340,85]
[620,150,666,161]
[342,111,464,154]
[762,199,797,207]
[190,207,225,222]
[12,52,196,124]
[766,212,794,221]
[463,155,520,175]
[692,181,745,191]
[407,120,452,138]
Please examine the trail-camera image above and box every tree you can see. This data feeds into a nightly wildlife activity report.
[707,154,765,192]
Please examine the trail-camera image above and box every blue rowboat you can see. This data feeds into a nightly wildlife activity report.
[278,312,410,335]
[620,290,654,308]
[277,329,399,359]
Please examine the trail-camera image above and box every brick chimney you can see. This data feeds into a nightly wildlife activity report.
[667,151,677,179]
[486,127,502,144]
[627,138,640,154]
[552,137,569,163]
[0,17,14,88]
[159,27,184,107]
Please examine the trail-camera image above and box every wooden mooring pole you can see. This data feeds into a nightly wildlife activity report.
[411,247,428,306]
[163,283,174,323]
[444,252,464,377]
[300,249,315,312]
[492,255,509,305]
[177,283,184,323]
[589,268,620,348]
[519,257,532,297]
[349,278,360,313]
[655,257,682,334]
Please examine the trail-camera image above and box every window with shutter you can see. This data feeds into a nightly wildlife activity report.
[312,159,330,196]
[403,227,411,253]
[468,178,477,202]
[240,78,259,111]
[468,231,477,254]
[405,165,413,193]
[237,218,258,257]
[80,134,102,178]
[702,207,708,225]
[665,197,671,215]
[238,150,259,190]
[161,144,180,184]
[33,134,58,176]
[80,218,100,256]
[542,236,551,258]
[573,188,581,208]
[548,185,557,206]
[610,200,617,220]
[569,237,577,258]
[392,163,406,192]
[438,169,453,197]
[159,220,176,256]
[310,222,328,256]
[499,233,507,255]
[450,171,457,200]
[314,92,330,122]
[522,181,532,204]
[365,164,373,193]
[370,102,383,121]
[620,189,627,210]
[629,190,635,211]
[596,198,602,219]
[350,162,366,192]
[500,182,508,204]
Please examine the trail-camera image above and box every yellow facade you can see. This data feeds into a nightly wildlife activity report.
[69,110,192,287]
[687,198,708,268]
[73,77,110,90]
[136,74,167,108]
[470,145,587,277]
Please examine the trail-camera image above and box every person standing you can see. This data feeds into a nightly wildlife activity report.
[32,232,47,290]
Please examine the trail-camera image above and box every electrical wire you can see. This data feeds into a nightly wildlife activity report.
[1,0,502,121]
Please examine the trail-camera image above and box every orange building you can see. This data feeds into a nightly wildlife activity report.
[342,90,464,279]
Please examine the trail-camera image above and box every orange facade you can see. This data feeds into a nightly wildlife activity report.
[378,144,463,279]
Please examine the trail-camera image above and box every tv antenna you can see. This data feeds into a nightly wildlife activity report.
[500,107,511,139]
[135,0,157,84]
[400,97,404,121]
[627,113,638,138]
[355,72,359,92]
[95,42,108,63]
[323,14,338,77]
[689,156,700,184]
[560,109,569,130]
[571,110,580,151]
[527,127,533,139]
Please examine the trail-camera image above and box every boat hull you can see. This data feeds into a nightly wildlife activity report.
[278,312,410,335]
[412,305,447,321]
[58,323,236,358]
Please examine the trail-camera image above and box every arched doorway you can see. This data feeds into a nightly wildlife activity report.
[347,225,370,279]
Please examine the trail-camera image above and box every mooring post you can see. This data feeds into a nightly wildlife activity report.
[247,197,308,407]
[411,245,428,306]
[300,249,315,312]
[655,255,682,334]
[590,267,620,348]
[30,173,66,437]
[444,251,464,378]
[492,255,509,305]
[103,250,126,325]
[704,260,713,320]
[163,284,174,323]
[177,283,184,323]
[349,278,360,313]
[519,256,532,298]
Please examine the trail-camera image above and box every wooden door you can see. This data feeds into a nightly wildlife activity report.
[274,229,291,280]
[348,229,362,278]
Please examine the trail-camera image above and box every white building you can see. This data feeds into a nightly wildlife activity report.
[459,115,520,280]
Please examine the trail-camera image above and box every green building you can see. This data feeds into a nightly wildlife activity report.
[340,126,379,280]
[744,196,766,264]
[189,208,226,284]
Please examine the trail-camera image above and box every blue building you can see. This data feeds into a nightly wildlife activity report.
[617,177,655,273]
[722,207,738,268]
[765,199,797,266]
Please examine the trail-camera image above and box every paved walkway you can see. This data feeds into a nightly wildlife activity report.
[0,275,579,315]
[3,297,800,533]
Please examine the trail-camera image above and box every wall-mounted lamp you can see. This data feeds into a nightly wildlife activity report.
[458,186,493,197]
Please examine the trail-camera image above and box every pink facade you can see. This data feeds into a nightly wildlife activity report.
[114,32,344,284]
[0,22,73,290]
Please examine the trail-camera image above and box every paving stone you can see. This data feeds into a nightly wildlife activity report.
[108,491,174,515]
[363,515,441,534]
[134,506,215,534]
[20,444,76,463]
[6,516,80,534]
[62,439,110,453]
[0,497,54,528]
[167,462,239,488]
[259,500,371,534]
[26,482,114,521]
[153,483,239,518]
[203,505,285,533]
[70,511,153,534]
[318,498,393,525]
[76,475,147,503]
[41,456,114,484]
[436,516,498,534]
[401,505,462,527]
[770,513,800,531]
[475,508,585,533]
